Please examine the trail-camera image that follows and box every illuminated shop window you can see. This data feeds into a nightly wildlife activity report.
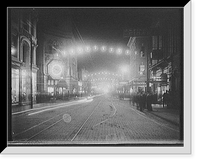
[12,68,19,103]
[139,63,145,75]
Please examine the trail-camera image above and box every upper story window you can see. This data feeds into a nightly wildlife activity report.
[140,44,145,57]
[152,35,162,50]
[139,63,145,76]
[11,34,18,58]
[158,36,162,50]
[22,41,30,65]
[22,14,30,33]
[152,36,157,50]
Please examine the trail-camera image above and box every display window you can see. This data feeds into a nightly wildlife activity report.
[12,68,19,103]
[32,72,37,102]
[21,69,28,102]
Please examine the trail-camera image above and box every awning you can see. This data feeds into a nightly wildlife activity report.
[56,80,68,88]
[149,59,170,71]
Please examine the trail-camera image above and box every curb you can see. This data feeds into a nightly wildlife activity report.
[12,97,87,115]
[118,99,180,127]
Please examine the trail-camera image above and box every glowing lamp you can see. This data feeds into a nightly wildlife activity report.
[48,60,64,79]
[116,48,122,55]
[11,45,17,56]
[93,45,98,51]
[100,46,107,52]
[109,47,114,53]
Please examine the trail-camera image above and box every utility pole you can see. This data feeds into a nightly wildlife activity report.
[146,37,150,93]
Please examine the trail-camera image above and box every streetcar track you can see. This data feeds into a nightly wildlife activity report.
[70,99,102,141]
[116,101,179,132]
[13,114,61,137]
[93,101,117,127]
[13,100,93,141]
[26,118,63,141]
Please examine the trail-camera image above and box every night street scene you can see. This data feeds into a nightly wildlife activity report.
[8,7,184,146]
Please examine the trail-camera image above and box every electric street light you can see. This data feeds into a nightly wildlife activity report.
[120,65,129,75]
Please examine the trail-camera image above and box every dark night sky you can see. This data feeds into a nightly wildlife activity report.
[70,8,153,73]
[37,8,182,73]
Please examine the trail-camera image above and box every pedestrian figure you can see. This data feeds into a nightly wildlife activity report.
[147,92,153,111]
[142,92,147,110]
[132,93,136,107]
[167,90,172,109]
[135,92,140,109]
[129,94,132,105]
[139,92,145,112]
[163,91,167,108]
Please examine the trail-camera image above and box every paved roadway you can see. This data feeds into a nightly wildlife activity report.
[11,94,181,145]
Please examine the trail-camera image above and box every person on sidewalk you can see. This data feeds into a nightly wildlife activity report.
[139,92,145,112]
[135,92,140,109]
[129,94,132,105]
[142,92,147,110]
[163,91,167,108]
[132,92,136,107]
[146,92,153,111]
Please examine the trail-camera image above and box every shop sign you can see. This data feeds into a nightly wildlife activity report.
[78,81,82,86]
[151,73,167,82]
[132,82,146,86]
[119,81,128,85]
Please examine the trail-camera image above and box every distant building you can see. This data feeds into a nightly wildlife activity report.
[11,8,38,105]
[36,9,79,100]
[77,68,91,96]
[127,31,152,93]
[127,9,183,107]
[148,11,182,105]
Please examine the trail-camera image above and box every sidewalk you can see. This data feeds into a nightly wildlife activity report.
[11,97,86,114]
[119,98,180,127]
[143,104,180,126]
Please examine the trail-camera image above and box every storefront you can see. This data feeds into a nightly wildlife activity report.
[47,76,68,99]
[12,68,20,104]
[149,65,171,102]
[131,81,147,93]
[56,80,68,99]
[12,67,37,105]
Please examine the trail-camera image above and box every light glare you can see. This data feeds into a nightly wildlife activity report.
[76,47,84,54]
[93,45,98,51]
[109,47,114,53]
[100,46,107,52]
[85,46,91,52]
[116,48,122,55]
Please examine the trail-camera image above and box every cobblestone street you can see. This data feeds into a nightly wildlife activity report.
[11,95,181,145]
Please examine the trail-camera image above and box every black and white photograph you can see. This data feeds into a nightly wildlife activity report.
[5,3,192,155]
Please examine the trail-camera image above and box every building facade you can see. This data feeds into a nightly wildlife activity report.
[36,10,79,101]
[127,9,183,107]
[148,11,183,104]
[77,68,91,96]
[11,8,38,105]
[127,31,152,94]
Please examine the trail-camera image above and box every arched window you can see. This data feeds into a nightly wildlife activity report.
[22,41,30,65]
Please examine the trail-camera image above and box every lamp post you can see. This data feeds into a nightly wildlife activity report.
[30,37,33,109]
